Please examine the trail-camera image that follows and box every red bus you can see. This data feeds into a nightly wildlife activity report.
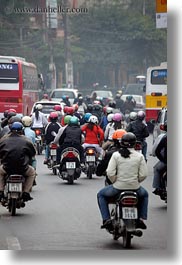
[0,56,40,118]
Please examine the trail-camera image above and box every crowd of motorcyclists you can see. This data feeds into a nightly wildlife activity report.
[0,90,167,233]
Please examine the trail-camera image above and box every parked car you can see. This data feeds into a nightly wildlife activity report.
[121,94,145,112]
[50,88,78,105]
[91,90,113,105]
[151,107,167,143]
[30,101,65,119]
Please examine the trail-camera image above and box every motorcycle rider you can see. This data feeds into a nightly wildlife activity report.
[96,129,127,184]
[44,112,62,165]
[126,110,149,161]
[31,103,48,130]
[57,116,85,164]
[81,115,104,158]
[152,121,167,197]
[0,122,36,202]
[22,116,37,184]
[97,132,148,230]
[123,95,136,114]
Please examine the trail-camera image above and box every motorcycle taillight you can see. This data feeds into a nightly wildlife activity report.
[120,196,138,206]
[7,175,24,183]
[64,152,76,158]
[86,149,95,155]
[50,143,58,149]
[35,129,42,136]
[135,143,142,151]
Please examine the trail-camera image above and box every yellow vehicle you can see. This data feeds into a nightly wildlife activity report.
[145,62,167,124]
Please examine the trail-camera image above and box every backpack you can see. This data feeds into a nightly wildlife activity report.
[152,133,165,156]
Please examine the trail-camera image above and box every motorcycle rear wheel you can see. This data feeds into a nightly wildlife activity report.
[123,230,132,248]
[9,198,17,216]
[87,166,93,179]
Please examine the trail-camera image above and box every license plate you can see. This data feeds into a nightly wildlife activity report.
[66,162,76,169]
[50,149,57,155]
[122,207,138,219]
[9,183,22,192]
[86,156,95,162]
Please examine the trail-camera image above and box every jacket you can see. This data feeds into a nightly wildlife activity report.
[63,125,82,145]
[44,122,61,145]
[81,124,104,144]
[0,133,36,174]
[126,119,149,141]
[106,149,147,190]
[156,133,167,164]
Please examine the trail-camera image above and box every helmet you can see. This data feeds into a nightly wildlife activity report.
[108,100,116,108]
[22,116,32,127]
[8,108,16,114]
[112,129,127,140]
[129,112,137,121]
[64,115,72,125]
[65,106,74,115]
[88,115,98,124]
[115,93,121,99]
[36,104,43,110]
[106,107,113,114]
[10,122,23,132]
[84,112,92,122]
[54,105,62,111]
[49,111,58,121]
[43,94,49,99]
[121,132,136,148]
[87,104,93,112]
[69,116,79,125]
[8,116,22,125]
[126,95,133,101]
[107,113,114,122]
[137,110,145,120]
[113,112,123,122]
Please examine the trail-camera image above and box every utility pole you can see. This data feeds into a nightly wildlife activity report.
[63,0,74,88]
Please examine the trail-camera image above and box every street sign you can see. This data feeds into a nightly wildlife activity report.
[156,0,167,29]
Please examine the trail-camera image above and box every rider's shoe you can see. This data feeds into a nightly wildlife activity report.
[22,192,33,202]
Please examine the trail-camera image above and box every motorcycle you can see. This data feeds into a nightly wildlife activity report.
[84,146,97,179]
[47,142,58,175]
[106,191,143,248]
[1,174,25,216]
[32,128,45,155]
[58,147,81,184]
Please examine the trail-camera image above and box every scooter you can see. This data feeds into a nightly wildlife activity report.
[47,142,58,175]
[58,147,81,184]
[84,146,97,179]
[32,128,45,155]
[105,191,143,248]
[1,174,25,216]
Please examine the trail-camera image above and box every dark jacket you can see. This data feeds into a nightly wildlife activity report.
[126,119,149,141]
[0,132,36,174]
[61,125,82,145]
[44,122,61,145]
[156,133,167,164]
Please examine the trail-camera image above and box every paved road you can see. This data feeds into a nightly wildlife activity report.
[0,135,167,250]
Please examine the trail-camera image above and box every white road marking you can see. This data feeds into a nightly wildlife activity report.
[6,236,21,250]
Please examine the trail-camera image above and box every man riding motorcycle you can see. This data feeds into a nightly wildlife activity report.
[97,132,148,231]
[0,122,36,202]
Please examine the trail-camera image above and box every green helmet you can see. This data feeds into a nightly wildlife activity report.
[69,116,79,125]
[64,115,72,125]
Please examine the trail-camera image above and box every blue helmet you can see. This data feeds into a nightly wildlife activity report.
[10,122,23,132]
[84,112,92,122]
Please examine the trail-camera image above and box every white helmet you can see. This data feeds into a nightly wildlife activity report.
[88,115,98,124]
[107,113,114,122]
[22,116,32,127]
[129,112,137,121]
[36,103,43,110]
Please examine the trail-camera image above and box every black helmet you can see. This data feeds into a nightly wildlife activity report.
[87,104,93,112]
[108,100,116,108]
[121,132,136,148]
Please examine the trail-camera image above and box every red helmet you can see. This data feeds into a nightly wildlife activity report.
[8,108,16,114]
[65,106,74,115]
[54,104,62,111]
[49,111,58,121]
